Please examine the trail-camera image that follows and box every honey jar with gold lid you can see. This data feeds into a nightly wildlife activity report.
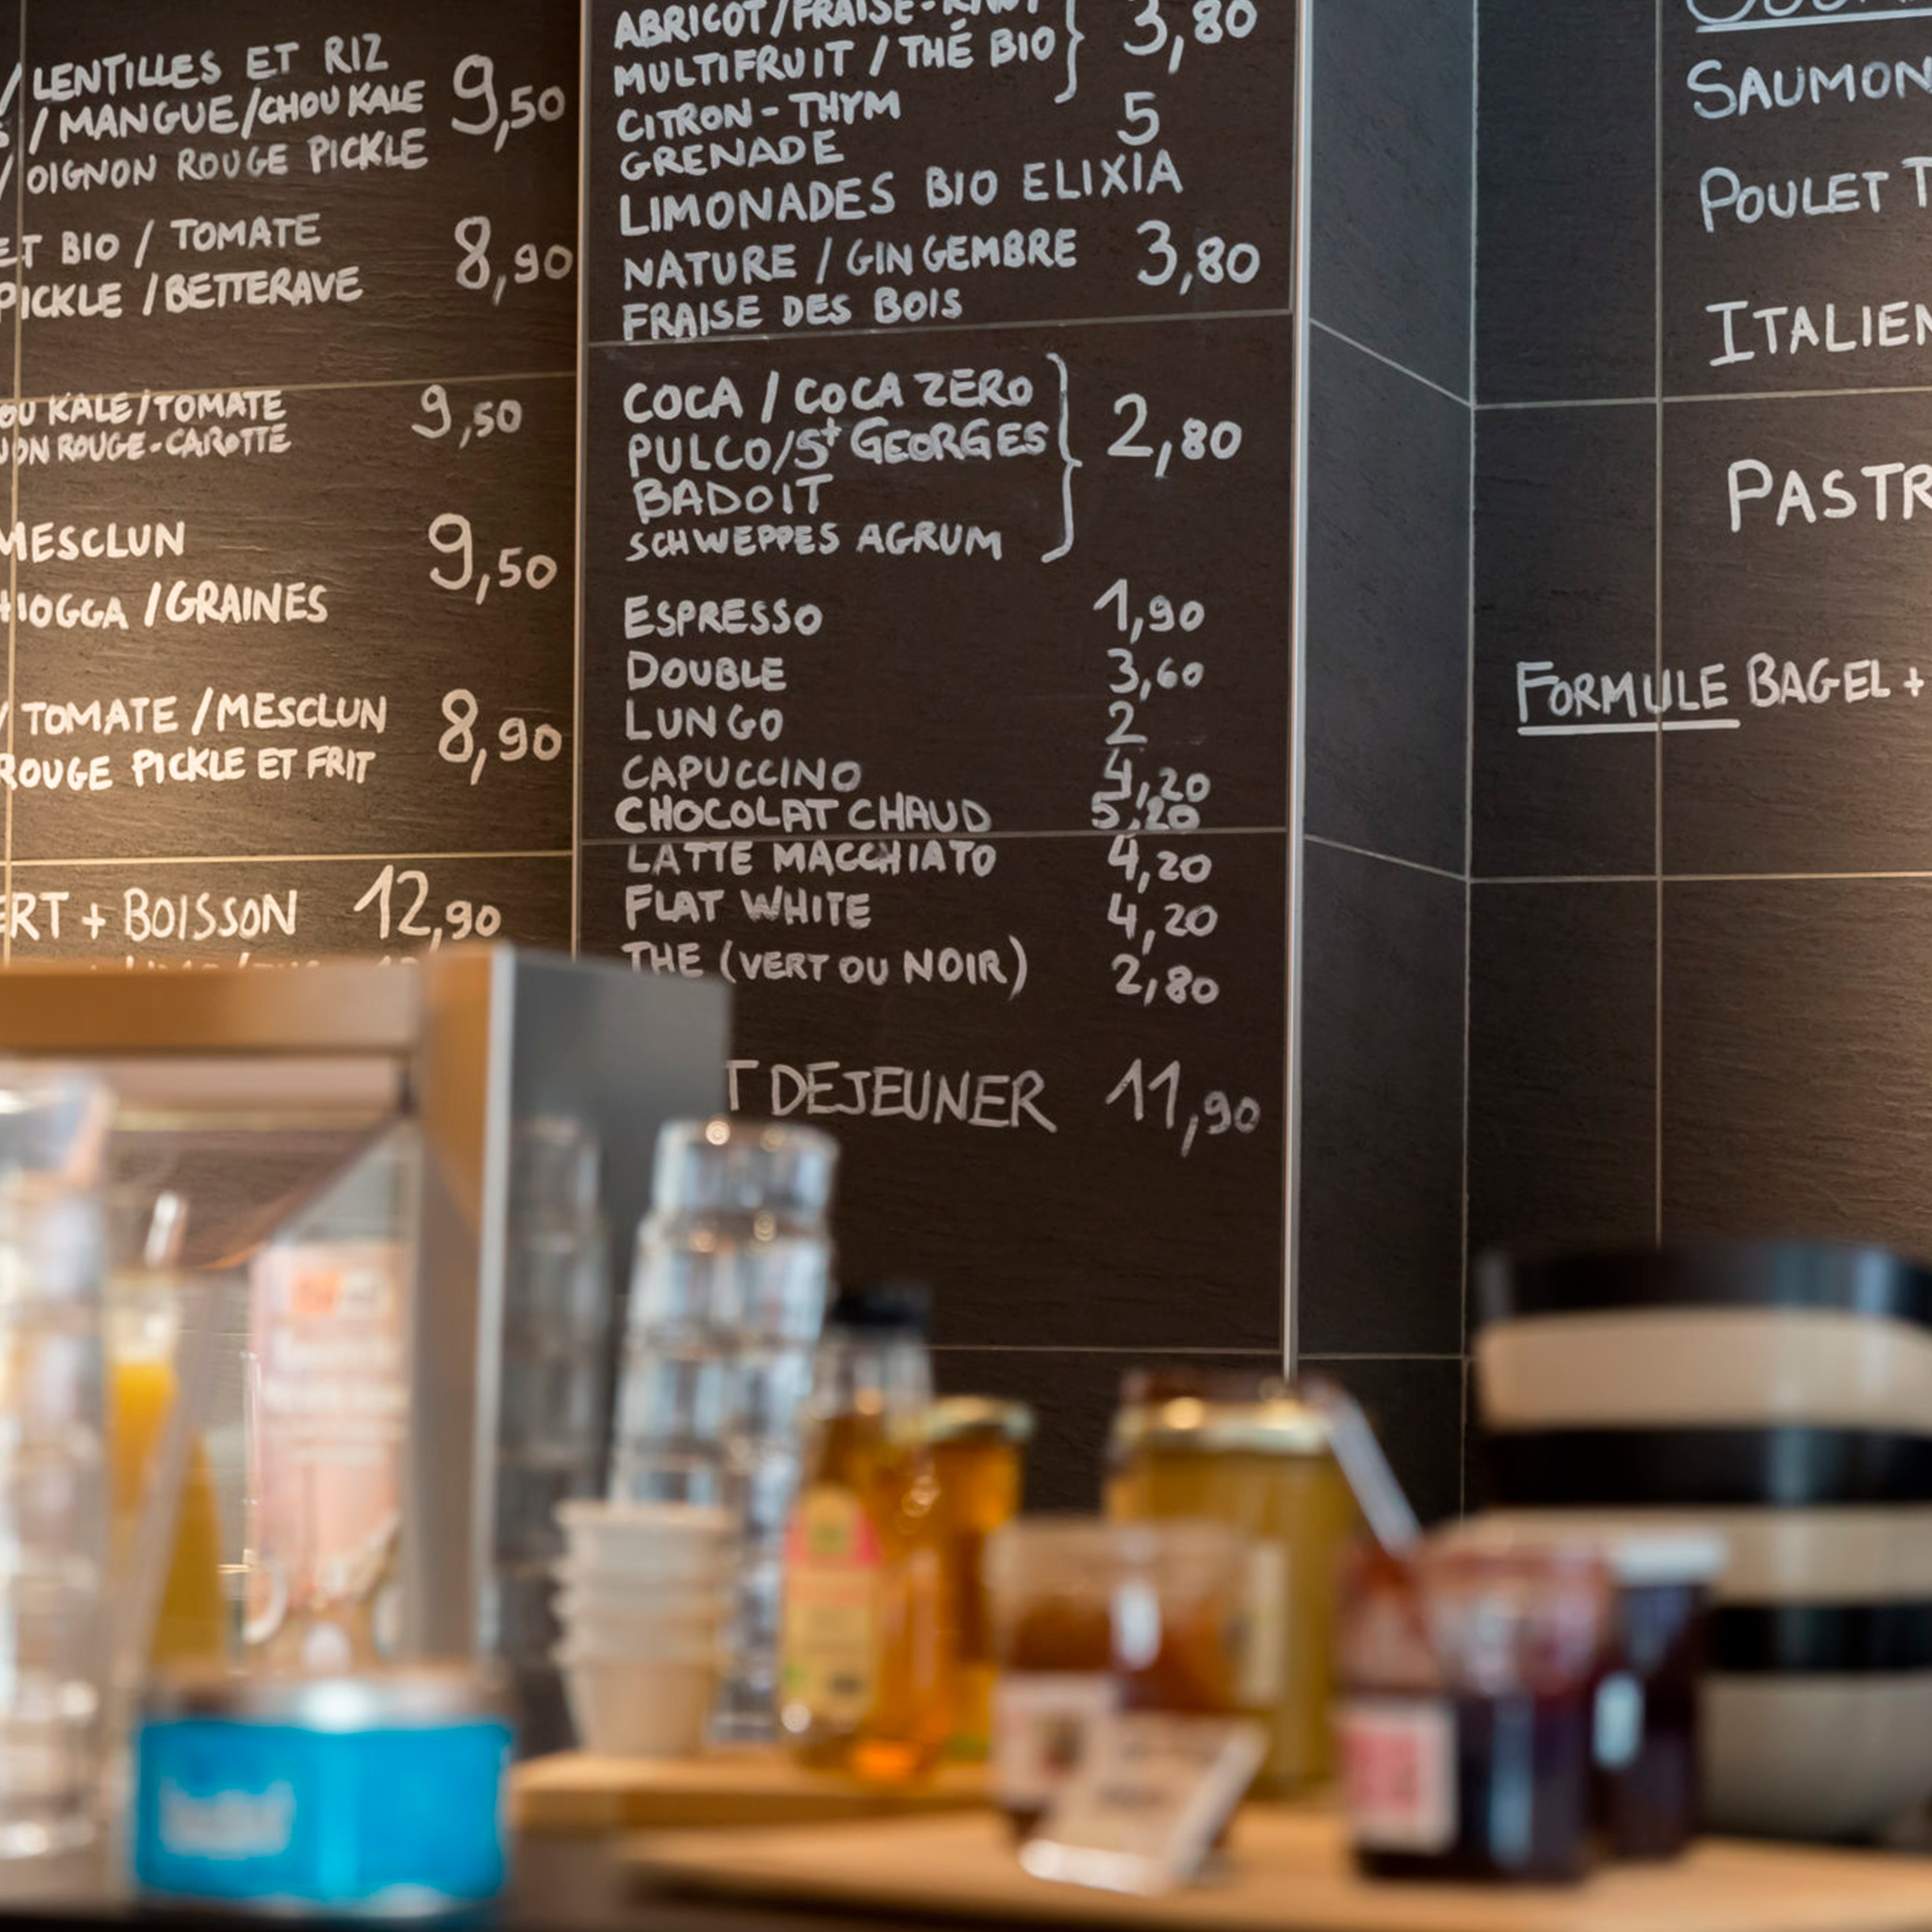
[1107,1372,1359,1795]
[920,1397,1033,1760]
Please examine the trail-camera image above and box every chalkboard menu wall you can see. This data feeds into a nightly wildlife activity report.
[578,0,1309,1500]
[0,1,580,967]
[1473,1,1932,1268]
[574,0,1473,1509]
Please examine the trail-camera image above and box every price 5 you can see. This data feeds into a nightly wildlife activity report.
[450,53,568,150]
[353,864,502,946]
[428,512,559,602]
[439,687,565,784]
[413,383,525,447]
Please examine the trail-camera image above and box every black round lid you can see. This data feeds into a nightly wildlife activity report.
[828,1279,932,1333]
[1474,1239,1932,1332]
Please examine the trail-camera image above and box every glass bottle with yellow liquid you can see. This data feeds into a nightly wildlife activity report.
[105,1192,226,1667]
[780,1282,953,1783]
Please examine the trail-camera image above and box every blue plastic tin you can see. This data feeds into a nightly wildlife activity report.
[133,1669,512,1917]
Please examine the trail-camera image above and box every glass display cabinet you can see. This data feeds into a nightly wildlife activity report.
[0,949,728,1702]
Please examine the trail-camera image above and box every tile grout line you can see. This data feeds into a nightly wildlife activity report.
[1305,834,1463,884]
[1654,0,1666,1250]
[1462,0,1481,1519]
[1308,316,1471,410]
[1282,0,1318,1381]
[586,304,1297,357]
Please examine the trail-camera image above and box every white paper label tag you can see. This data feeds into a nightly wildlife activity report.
[1021,1713,1267,1897]
[1593,1671,1644,1772]
[992,1673,1119,1814]
[1339,1698,1457,1854]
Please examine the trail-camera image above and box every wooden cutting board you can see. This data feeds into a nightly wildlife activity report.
[513,1749,988,1835]
[626,1805,1932,1932]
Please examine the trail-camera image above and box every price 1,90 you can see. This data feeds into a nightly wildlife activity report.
[353,865,502,946]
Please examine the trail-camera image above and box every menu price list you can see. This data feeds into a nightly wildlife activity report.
[583,0,1293,347]
[579,829,1286,1347]
[1663,1,1932,391]
[0,855,571,968]
[6,0,578,392]
[582,319,1292,842]
[0,0,581,963]
[0,373,575,861]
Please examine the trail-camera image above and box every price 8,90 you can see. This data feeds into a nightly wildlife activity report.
[438,688,565,785]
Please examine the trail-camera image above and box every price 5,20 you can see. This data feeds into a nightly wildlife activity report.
[427,513,559,603]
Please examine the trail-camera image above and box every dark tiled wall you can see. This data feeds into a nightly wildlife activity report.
[1472,4,1932,1299]
[1298,0,1474,1518]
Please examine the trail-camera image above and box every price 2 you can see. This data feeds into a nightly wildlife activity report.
[353,865,502,946]
[428,513,559,603]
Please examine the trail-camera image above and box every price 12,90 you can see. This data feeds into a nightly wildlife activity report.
[353,865,502,946]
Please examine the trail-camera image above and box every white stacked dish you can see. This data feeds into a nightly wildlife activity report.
[551,1499,735,1757]
[1475,1241,1932,1841]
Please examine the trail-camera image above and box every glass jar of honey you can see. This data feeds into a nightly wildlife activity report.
[1107,1375,1357,1795]
[984,1517,1243,1835]
[921,1398,1032,1760]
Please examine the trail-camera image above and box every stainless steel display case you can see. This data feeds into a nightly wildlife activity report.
[0,947,729,1661]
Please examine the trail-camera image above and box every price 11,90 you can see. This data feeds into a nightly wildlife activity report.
[1106,1056,1261,1157]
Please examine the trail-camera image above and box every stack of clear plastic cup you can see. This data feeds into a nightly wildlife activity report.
[492,1119,612,1751]
[609,1119,837,1743]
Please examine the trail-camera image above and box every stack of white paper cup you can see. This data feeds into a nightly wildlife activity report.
[552,1500,735,1757]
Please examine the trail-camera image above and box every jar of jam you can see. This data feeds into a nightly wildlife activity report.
[1108,1373,1357,1794]
[1443,1517,1723,1861]
[984,1518,1242,1836]
[1339,1543,1614,1884]
[920,1398,1033,1760]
